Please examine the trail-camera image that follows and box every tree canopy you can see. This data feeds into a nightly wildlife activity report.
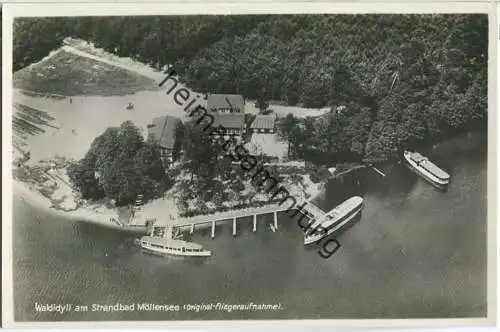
[15,14,488,163]
[67,121,170,206]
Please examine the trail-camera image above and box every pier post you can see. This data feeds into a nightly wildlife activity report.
[273,211,278,230]
[233,217,237,236]
[253,214,257,232]
[211,221,215,239]
[190,223,194,234]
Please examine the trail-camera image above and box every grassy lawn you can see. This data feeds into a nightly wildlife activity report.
[13,50,158,96]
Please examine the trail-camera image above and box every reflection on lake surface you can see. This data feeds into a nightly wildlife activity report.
[13,129,487,321]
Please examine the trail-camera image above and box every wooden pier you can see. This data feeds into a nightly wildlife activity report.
[128,200,326,239]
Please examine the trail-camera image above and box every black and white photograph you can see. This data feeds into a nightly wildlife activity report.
[2,2,495,327]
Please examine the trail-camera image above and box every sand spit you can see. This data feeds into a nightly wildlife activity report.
[62,37,166,82]
[13,179,125,231]
[11,37,329,230]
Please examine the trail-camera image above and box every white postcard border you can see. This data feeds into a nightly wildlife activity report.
[2,2,497,328]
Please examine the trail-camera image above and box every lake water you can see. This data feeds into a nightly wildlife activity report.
[13,129,487,321]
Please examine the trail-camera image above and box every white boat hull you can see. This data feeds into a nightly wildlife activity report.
[136,239,212,257]
[304,206,362,245]
[403,152,449,189]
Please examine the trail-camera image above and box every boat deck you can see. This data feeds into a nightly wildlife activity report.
[303,202,326,219]
[139,236,204,249]
[406,151,450,180]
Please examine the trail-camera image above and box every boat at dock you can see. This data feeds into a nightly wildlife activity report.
[136,225,211,257]
[403,150,450,189]
[304,196,364,245]
[136,236,212,257]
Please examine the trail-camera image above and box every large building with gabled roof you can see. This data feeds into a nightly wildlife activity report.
[207,94,245,113]
[147,115,181,167]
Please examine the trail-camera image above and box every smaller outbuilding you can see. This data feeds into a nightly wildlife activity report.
[249,115,276,134]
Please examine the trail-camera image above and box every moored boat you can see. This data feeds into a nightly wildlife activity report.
[136,224,211,257]
[137,236,212,257]
[304,196,364,245]
[403,150,450,189]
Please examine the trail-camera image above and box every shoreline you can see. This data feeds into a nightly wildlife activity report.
[12,161,321,233]
[13,179,127,231]
[11,127,482,235]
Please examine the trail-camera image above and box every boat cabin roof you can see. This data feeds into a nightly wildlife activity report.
[407,151,450,179]
[140,236,204,250]
[326,196,363,216]
[410,152,427,162]
[308,196,363,230]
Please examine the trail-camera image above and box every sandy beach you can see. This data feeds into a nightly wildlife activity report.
[13,179,124,231]
[11,37,329,231]
[13,38,329,165]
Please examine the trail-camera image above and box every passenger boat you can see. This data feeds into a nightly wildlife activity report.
[403,150,450,189]
[136,224,211,257]
[304,196,364,245]
[137,236,212,257]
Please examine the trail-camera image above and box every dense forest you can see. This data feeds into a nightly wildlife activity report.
[14,15,488,162]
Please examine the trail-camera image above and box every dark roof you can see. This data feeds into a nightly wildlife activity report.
[147,116,181,149]
[207,94,245,112]
[212,113,245,129]
[250,115,276,129]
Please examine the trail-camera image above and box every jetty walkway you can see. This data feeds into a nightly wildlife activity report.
[128,200,326,238]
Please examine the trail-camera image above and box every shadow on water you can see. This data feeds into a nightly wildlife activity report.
[364,164,421,198]
[139,250,209,266]
[72,221,134,242]
[319,129,487,206]
[424,128,487,172]
[330,211,364,238]
[71,221,138,262]
[13,128,487,320]
[315,169,369,210]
